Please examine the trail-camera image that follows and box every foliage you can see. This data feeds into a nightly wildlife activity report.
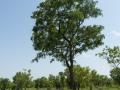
[13,69,32,90]
[48,74,56,87]
[97,46,120,68]
[64,65,111,89]
[31,0,104,89]
[74,65,90,88]
[0,78,10,90]
[0,66,114,90]
[58,72,66,88]
[31,0,104,63]
[97,46,120,86]
[34,77,49,89]
[110,67,120,85]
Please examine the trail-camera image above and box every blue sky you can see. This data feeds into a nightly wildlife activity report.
[0,0,120,79]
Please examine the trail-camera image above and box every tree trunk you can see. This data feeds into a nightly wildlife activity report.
[68,41,76,90]
[69,66,76,90]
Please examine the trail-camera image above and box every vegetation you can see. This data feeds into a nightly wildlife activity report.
[31,0,104,89]
[12,69,33,90]
[0,65,120,90]
[97,46,120,68]
[110,67,120,85]
[0,78,11,90]
[1,0,120,90]
[97,46,120,85]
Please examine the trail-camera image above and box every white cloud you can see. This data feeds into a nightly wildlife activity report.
[111,30,120,37]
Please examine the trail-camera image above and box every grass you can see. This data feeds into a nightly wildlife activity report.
[26,87,120,90]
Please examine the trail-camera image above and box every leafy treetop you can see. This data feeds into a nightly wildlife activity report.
[31,0,104,65]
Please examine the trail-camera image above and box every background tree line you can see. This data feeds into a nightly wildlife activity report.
[0,65,120,90]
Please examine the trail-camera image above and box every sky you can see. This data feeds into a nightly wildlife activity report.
[0,0,120,80]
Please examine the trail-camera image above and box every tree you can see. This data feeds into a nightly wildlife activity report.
[64,65,111,90]
[58,72,66,89]
[34,78,41,89]
[48,74,56,87]
[90,70,98,88]
[110,67,120,85]
[97,46,120,68]
[97,46,120,86]
[34,77,49,89]
[0,78,10,90]
[31,0,104,89]
[71,65,90,90]
[13,69,32,90]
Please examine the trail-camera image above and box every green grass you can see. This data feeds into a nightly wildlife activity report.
[26,87,120,90]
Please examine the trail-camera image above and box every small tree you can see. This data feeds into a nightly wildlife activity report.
[13,69,32,90]
[97,46,120,85]
[110,67,120,85]
[31,0,104,89]
[97,46,120,68]
[34,77,49,89]
[0,78,10,90]
[59,72,66,89]
[48,74,56,87]
[64,65,91,89]
[34,78,41,89]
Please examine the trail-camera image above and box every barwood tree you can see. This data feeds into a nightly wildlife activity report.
[31,0,104,89]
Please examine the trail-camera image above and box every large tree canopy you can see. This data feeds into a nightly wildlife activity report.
[31,0,104,89]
